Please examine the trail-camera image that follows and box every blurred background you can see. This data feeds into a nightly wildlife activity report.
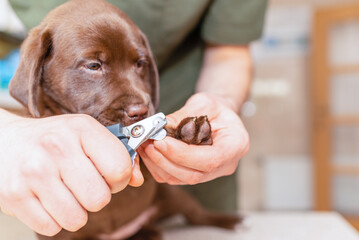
[1,0,359,231]
[240,0,359,230]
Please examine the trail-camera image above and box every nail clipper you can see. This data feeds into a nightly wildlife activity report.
[106,112,167,165]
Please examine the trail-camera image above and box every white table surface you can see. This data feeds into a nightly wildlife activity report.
[0,211,358,240]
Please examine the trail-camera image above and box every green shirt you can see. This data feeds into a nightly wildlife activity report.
[9,0,267,211]
[10,0,267,113]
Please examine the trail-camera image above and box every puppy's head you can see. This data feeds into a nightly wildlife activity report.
[10,0,159,126]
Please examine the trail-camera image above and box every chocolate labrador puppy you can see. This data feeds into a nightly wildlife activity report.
[10,0,240,239]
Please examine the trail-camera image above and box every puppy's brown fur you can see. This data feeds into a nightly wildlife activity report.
[10,0,240,239]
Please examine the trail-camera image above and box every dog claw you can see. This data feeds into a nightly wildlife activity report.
[165,115,212,145]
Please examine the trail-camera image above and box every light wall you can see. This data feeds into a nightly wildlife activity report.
[238,0,359,211]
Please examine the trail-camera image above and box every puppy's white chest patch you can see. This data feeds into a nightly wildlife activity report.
[97,206,158,240]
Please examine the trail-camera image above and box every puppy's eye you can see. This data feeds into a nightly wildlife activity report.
[136,59,146,68]
[86,62,101,71]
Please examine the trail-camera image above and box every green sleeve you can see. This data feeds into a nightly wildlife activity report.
[9,0,66,30]
[201,0,268,45]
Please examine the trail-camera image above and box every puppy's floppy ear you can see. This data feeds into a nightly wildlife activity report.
[9,25,52,117]
[140,31,159,111]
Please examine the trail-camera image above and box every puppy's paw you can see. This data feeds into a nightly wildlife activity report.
[207,213,243,230]
[188,212,243,230]
[165,115,212,145]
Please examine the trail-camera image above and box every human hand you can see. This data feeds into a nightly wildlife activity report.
[138,92,249,185]
[0,111,143,236]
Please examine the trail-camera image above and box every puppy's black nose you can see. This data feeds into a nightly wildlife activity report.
[125,104,149,121]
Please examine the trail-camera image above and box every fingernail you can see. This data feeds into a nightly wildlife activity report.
[154,140,167,152]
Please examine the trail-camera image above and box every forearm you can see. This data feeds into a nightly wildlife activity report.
[195,44,252,113]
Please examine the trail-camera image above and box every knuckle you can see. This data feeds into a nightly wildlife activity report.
[39,132,67,156]
[153,175,164,183]
[236,130,250,155]
[20,157,48,178]
[230,135,250,161]
[107,163,132,185]
[96,190,112,209]
[204,160,220,173]
[67,114,94,132]
[224,163,239,176]
[188,172,203,185]
[167,176,179,185]
[37,220,61,236]
[229,166,237,175]
[241,135,250,156]
[2,180,25,201]
[241,143,250,158]
[87,190,111,212]
[65,211,88,232]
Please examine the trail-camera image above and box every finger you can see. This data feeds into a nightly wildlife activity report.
[31,176,88,232]
[156,135,246,177]
[137,146,166,183]
[76,117,133,192]
[138,146,184,184]
[57,153,112,212]
[153,138,216,172]
[141,143,205,184]
[10,196,61,236]
[140,144,187,185]
[142,155,184,185]
[128,155,144,187]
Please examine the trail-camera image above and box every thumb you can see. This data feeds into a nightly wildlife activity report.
[165,93,216,129]
[128,155,144,187]
[165,104,194,129]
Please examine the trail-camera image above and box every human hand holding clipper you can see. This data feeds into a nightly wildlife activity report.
[0,110,142,236]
